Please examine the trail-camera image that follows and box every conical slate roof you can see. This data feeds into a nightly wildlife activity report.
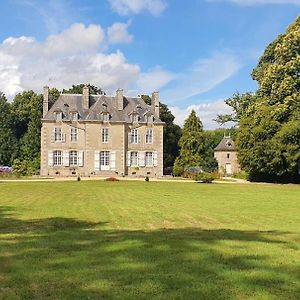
[215,136,236,152]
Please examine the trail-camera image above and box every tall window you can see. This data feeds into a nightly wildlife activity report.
[145,152,153,166]
[146,128,153,144]
[130,152,138,166]
[100,151,110,167]
[54,128,62,142]
[71,127,78,142]
[69,151,78,166]
[53,150,62,166]
[131,129,138,144]
[102,128,109,143]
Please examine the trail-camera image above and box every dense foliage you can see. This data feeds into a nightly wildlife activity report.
[63,84,105,95]
[236,16,300,182]
[173,110,205,176]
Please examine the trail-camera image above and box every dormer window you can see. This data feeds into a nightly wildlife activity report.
[54,111,62,122]
[226,141,232,148]
[102,112,109,122]
[147,115,153,124]
[132,114,139,123]
[71,112,78,121]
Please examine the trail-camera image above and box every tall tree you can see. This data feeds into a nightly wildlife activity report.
[237,16,300,182]
[0,92,17,165]
[141,95,181,168]
[173,110,205,176]
[63,84,105,95]
[215,92,256,125]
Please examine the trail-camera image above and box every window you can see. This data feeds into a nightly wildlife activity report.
[102,113,109,122]
[53,150,62,166]
[146,128,153,144]
[145,152,153,166]
[69,151,78,166]
[54,112,62,121]
[227,153,230,159]
[132,114,139,123]
[131,129,139,144]
[147,115,153,123]
[54,128,62,142]
[130,151,138,166]
[102,128,109,143]
[71,127,78,142]
[71,112,78,121]
[100,151,110,167]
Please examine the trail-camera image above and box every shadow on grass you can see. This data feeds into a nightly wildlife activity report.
[0,206,298,299]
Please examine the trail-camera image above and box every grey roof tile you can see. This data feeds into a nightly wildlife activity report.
[215,137,236,151]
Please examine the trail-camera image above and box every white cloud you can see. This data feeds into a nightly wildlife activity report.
[108,0,167,16]
[136,66,177,93]
[162,52,241,104]
[170,100,234,129]
[107,22,134,44]
[0,23,140,98]
[207,0,300,5]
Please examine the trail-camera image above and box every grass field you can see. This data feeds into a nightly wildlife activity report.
[0,180,299,299]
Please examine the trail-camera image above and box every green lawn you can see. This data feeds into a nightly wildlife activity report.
[0,180,299,299]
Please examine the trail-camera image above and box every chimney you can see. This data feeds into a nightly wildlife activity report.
[43,86,49,118]
[116,89,124,110]
[152,91,160,116]
[83,85,89,109]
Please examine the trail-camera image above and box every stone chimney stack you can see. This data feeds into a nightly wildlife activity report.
[116,89,124,110]
[152,91,160,116]
[82,85,89,109]
[43,86,49,118]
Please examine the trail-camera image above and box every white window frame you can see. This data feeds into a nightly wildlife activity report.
[71,112,78,121]
[100,151,110,170]
[53,150,62,166]
[130,151,138,167]
[102,128,109,143]
[146,128,153,144]
[55,112,62,121]
[131,129,139,144]
[132,114,139,123]
[147,115,153,124]
[54,127,62,142]
[102,113,109,122]
[69,151,78,166]
[145,152,153,167]
[71,127,78,142]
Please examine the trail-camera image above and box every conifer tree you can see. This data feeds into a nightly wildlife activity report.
[173,110,205,176]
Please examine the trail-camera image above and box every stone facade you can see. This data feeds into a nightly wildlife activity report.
[40,86,164,177]
[214,136,240,176]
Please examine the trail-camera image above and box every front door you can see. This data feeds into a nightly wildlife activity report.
[225,163,232,175]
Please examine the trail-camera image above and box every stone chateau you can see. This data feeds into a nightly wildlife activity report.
[40,86,164,177]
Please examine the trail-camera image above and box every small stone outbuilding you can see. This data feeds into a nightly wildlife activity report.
[214,136,240,176]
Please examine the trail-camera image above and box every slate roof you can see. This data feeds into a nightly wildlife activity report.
[43,94,164,124]
[214,136,236,152]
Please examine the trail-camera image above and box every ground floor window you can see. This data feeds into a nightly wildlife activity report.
[69,151,78,166]
[145,152,153,166]
[100,151,110,167]
[53,150,62,166]
[130,151,138,166]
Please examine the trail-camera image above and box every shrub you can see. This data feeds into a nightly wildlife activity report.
[104,177,119,182]
[77,176,81,181]
[195,172,215,183]
[145,176,149,182]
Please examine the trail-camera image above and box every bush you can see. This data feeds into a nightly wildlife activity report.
[233,171,249,180]
[145,176,149,182]
[77,176,81,181]
[104,177,119,182]
[195,172,215,183]
[12,159,35,177]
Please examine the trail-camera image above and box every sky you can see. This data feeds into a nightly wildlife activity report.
[0,0,299,128]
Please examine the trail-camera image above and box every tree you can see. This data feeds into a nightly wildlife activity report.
[173,110,205,176]
[63,84,105,95]
[0,92,18,165]
[11,91,43,170]
[141,95,181,169]
[237,16,300,183]
[215,92,256,125]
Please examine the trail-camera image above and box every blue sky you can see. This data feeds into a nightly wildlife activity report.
[0,0,299,128]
